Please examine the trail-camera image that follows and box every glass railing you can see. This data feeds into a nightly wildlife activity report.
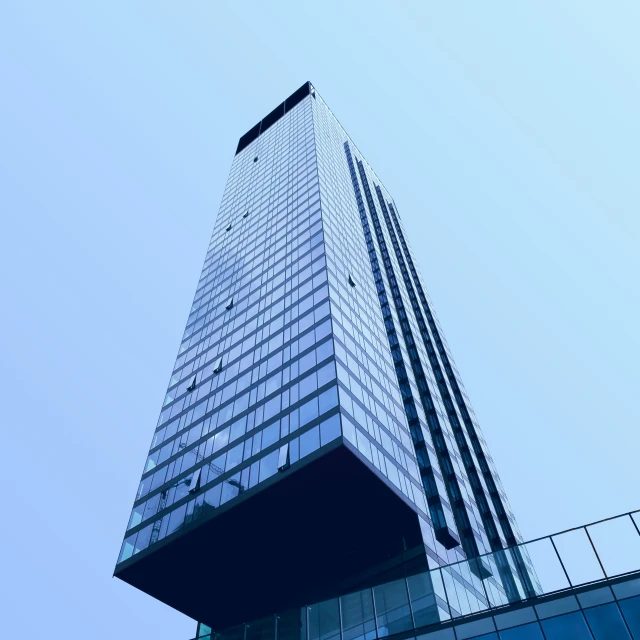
[437,509,640,619]
[193,510,640,640]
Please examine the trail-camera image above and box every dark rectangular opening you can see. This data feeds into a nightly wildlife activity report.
[235,82,312,156]
[236,122,261,155]
[285,82,311,113]
[259,102,285,136]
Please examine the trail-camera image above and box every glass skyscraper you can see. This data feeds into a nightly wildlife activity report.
[115,83,640,640]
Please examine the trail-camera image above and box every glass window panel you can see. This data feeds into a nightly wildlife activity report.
[441,565,473,617]
[317,362,336,387]
[535,595,579,619]
[342,415,357,446]
[319,386,339,415]
[584,603,632,640]
[299,426,320,459]
[300,396,319,426]
[259,450,278,482]
[128,506,143,530]
[204,483,221,510]
[577,587,614,609]
[221,473,241,503]
[119,534,136,562]
[262,421,280,449]
[494,607,537,630]
[309,598,340,640]
[417,629,455,639]
[225,443,244,471]
[407,572,442,628]
[454,617,496,639]
[498,623,544,640]
[320,414,341,446]
[613,578,640,601]
[619,596,640,638]
[340,589,376,640]
[373,578,412,636]
[245,616,275,640]
[166,504,187,536]
[540,612,593,640]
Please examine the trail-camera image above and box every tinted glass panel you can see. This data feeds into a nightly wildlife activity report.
[540,612,593,640]
[373,578,413,636]
[619,596,640,639]
[498,623,545,640]
[309,598,340,640]
[341,589,376,640]
[584,603,632,640]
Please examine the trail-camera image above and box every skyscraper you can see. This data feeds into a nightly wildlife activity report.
[115,82,539,634]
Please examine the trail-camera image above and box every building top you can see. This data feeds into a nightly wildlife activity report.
[235,81,314,154]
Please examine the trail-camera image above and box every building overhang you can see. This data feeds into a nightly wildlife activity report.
[115,440,424,630]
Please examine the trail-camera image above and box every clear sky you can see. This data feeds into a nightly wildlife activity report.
[1,2,638,639]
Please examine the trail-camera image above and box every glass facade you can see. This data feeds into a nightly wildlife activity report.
[195,511,640,640]
[120,86,333,563]
[115,81,636,638]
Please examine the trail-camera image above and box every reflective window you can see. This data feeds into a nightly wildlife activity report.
[584,603,632,639]
[341,589,376,640]
[373,578,413,636]
[540,612,593,640]
[498,622,545,640]
[309,599,340,640]
[619,596,640,638]
[407,572,443,628]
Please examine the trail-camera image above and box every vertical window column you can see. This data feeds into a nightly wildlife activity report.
[344,142,459,552]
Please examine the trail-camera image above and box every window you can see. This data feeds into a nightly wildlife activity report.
[214,357,223,374]
[259,450,278,482]
[584,603,632,639]
[253,157,258,162]
[407,573,442,628]
[540,612,593,640]
[278,443,290,471]
[341,589,376,640]
[226,297,234,310]
[187,376,197,392]
[299,425,320,458]
[498,622,544,639]
[620,596,640,637]
[188,468,201,493]
[225,223,232,232]
[309,598,340,640]
[243,211,249,218]
[348,273,356,287]
[373,579,412,636]
[320,414,341,446]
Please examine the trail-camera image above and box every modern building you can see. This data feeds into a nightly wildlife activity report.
[114,83,640,640]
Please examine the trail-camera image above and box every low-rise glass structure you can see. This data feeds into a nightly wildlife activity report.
[195,511,640,640]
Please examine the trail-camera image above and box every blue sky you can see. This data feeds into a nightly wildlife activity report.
[1,2,638,638]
